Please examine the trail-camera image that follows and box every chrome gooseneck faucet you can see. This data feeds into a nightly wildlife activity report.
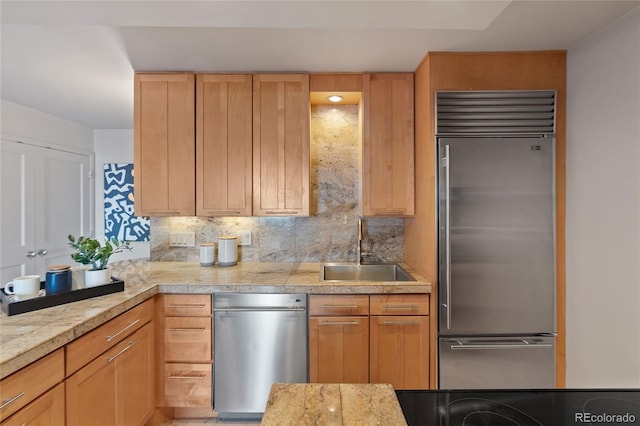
[356,217,370,265]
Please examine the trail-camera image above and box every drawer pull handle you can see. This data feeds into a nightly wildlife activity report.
[204,210,241,215]
[322,305,358,309]
[383,305,419,310]
[107,319,140,342]
[265,210,298,215]
[382,321,420,326]
[107,339,140,362]
[169,304,206,309]
[145,211,180,215]
[168,328,206,332]
[0,392,25,410]
[320,321,359,326]
[168,374,206,380]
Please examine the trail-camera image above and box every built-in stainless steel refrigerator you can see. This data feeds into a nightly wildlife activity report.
[436,91,557,389]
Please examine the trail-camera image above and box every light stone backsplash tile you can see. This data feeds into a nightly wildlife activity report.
[150,104,404,263]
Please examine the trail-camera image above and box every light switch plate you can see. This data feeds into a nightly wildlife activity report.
[237,230,252,246]
[169,232,195,247]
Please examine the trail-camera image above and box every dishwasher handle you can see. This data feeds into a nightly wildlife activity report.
[213,307,306,312]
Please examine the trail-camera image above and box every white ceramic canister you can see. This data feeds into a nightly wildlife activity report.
[218,236,238,266]
[200,243,215,267]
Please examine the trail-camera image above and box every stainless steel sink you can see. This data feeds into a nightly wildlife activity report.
[320,263,415,282]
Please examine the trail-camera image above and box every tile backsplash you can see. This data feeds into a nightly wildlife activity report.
[150,104,404,263]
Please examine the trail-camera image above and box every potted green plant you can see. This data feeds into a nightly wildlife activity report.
[68,235,131,287]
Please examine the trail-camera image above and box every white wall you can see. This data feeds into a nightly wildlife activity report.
[566,7,640,387]
[1,100,93,152]
[93,129,150,261]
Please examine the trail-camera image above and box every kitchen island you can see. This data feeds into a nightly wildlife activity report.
[262,383,407,425]
[0,260,430,379]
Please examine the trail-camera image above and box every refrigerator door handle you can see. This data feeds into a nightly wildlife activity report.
[444,144,452,330]
[450,339,554,350]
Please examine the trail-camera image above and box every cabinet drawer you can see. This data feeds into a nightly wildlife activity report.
[0,348,64,421]
[163,294,211,317]
[66,298,154,376]
[370,294,429,315]
[1,382,65,426]
[309,295,369,316]
[164,317,212,362]
[163,363,212,407]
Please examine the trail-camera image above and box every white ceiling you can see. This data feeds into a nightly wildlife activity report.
[1,0,639,129]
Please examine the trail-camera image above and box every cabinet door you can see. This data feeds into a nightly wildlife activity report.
[309,316,369,383]
[370,315,429,389]
[66,349,117,426]
[197,74,253,216]
[1,139,91,282]
[362,73,415,216]
[1,383,65,426]
[116,322,154,426]
[253,74,310,216]
[134,73,195,216]
[66,322,153,426]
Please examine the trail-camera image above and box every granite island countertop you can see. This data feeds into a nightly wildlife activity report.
[0,260,430,379]
[261,383,407,425]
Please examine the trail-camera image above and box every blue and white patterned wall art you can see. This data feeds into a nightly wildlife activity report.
[104,163,150,242]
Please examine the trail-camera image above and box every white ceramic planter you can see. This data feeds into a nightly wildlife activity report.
[85,268,111,288]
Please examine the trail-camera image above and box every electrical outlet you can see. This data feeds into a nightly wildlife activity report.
[237,230,252,246]
[169,232,195,247]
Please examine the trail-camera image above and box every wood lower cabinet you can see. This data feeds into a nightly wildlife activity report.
[362,73,415,217]
[309,316,369,383]
[1,383,65,426]
[370,294,429,389]
[134,73,196,216]
[309,294,430,390]
[0,348,64,423]
[157,294,212,408]
[253,73,310,216]
[66,321,154,426]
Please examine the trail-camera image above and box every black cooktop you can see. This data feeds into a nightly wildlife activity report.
[395,389,640,426]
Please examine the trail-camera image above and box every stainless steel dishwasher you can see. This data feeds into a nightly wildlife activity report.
[213,293,307,420]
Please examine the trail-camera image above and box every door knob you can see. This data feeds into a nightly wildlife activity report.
[37,249,48,256]
[26,251,37,258]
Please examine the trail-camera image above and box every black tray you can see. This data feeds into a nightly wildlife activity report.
[0,277,124,316]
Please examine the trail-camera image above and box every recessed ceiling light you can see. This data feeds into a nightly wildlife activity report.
[327,95,343,103]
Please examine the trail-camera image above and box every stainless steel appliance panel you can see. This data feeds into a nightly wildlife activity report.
[439,336,556,389]
[213,293,307,419]
[438,137,556,336]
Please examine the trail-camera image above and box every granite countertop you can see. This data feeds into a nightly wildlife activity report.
[261,383,407,426]
[0,260,430,379]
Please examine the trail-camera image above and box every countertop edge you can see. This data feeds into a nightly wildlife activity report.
[1,261,431,379]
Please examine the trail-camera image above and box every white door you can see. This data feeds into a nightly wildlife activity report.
[1,139,93,283]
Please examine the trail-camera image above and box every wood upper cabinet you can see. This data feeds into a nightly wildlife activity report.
[362,73,415,216]
[253,74,310,216]
[369,294,429,390]
[197,74,253,216]
[309,295,369,384]
[134,73,196,216]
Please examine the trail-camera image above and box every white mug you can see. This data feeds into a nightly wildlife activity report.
[4,275,40,300]
[218,236,238,266]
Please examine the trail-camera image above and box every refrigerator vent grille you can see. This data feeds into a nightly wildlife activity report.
[436,91,555,135]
